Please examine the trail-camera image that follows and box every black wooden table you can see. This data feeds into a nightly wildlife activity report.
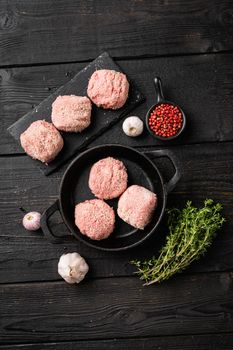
[1,1,233,349]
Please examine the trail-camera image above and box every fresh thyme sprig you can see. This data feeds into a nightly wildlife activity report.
[132,199,225,285]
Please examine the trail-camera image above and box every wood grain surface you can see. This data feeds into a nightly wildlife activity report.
[1,272,233,343]
[1,0,233,347]
[0,0,233,66]
[1,53,233,154]
[1,334,233,350]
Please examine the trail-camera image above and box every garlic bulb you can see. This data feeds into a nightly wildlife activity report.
[22,211,41,231]
[122,116,144,137]
[58,252,89,284]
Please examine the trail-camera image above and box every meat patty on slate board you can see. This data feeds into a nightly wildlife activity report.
[8,52,145,176]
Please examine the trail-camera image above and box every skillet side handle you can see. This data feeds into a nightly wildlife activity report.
[144,149,181,193]
[41,200,69,244]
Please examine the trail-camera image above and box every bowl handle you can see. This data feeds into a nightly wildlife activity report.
[144,148,181,193]
[154,77,165,103]
[41,200,71,243]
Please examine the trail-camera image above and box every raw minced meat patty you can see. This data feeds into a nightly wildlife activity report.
[75,199,115,240]
[51,95,92,132]
[20,120,64,163]
[89,157,128,200]
[87,69,129,109]
[117,185,157,229]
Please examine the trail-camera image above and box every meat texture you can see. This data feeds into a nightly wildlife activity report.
[51,95,92,132]
[117,185,157,229]
[87,69,129,109]
[20,120,64,163]
[75,199,115,240]
[89,157,128,200]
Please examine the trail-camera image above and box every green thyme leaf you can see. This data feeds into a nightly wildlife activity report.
[131,199,225,285]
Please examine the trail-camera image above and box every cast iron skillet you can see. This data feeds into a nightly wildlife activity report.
[41,144,180,251]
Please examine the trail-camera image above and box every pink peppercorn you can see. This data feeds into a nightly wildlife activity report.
[148,103,183,138]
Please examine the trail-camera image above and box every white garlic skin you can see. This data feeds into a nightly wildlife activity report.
[122,116,144,137]
[22,211,41,231]
[58,252,89,284]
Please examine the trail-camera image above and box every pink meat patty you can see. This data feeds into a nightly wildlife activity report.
[75,199,115,240]
[117,185,157,229]
[51,95,92,132]
[87,69,129,109]
[20,120,64,163]
[89,157,128,200]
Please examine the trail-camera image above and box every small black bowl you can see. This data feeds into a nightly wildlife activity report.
[146,77,186,141]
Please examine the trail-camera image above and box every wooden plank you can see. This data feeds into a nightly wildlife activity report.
[0,141,232,283]
[1,334,233,349]
[1,52,233,154]
[0,272,233,343]
[1,0,233,66]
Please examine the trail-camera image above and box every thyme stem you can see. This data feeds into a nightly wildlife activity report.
[131,199,225,285]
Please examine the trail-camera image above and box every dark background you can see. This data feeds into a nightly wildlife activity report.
[0,1,233,349]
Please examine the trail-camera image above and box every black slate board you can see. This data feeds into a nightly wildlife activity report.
[7,52,145,175]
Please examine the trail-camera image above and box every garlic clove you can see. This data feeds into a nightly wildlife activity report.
[122,116,144,137]
[58,252,89,284]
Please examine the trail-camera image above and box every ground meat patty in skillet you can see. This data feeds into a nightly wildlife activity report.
[75,199,115,240]
[20,120,64,163]
[89,157,128,200]
[117,185,158,229]
[51,95,92,132]
[87,69,129,109]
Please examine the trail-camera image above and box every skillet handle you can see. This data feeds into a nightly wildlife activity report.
[154,77,164,103]
[144,149,181,193]
[41,200,70,244]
